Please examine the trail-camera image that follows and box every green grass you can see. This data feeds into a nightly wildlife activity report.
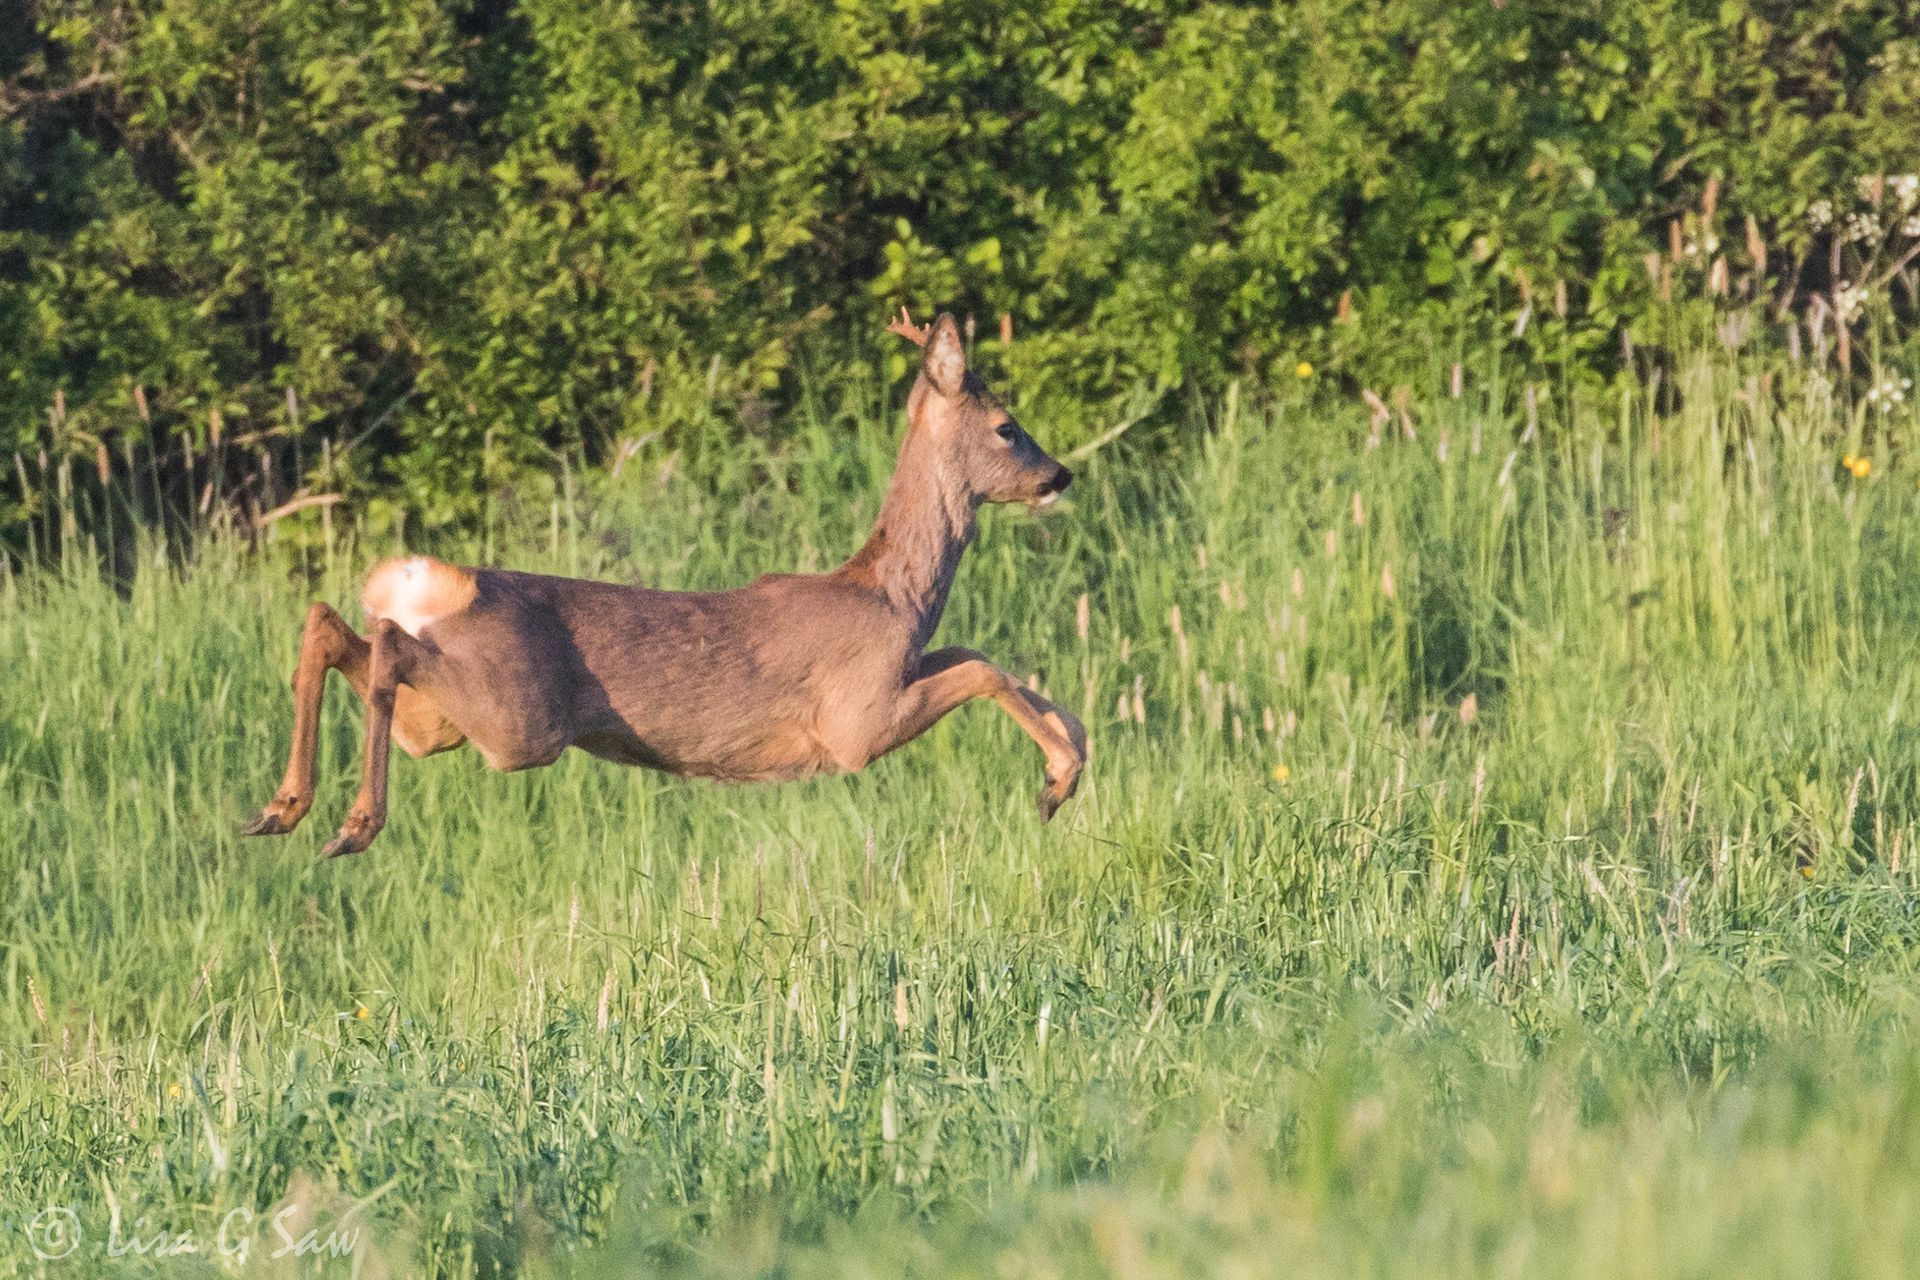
[8,352,1920,1276]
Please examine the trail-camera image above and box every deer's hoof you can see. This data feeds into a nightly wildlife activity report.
[240,807,294,837]
[321,814,380,858]
[1037,773,1080,823]
[242,792,312,837]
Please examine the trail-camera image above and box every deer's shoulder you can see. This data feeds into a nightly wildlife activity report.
[736,568,889,609]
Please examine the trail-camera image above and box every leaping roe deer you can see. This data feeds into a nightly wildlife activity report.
[242,309,1087,856]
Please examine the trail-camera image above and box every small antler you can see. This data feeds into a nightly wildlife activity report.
[885,305,930,348]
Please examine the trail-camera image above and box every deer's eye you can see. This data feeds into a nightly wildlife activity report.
[995,422,1018,441]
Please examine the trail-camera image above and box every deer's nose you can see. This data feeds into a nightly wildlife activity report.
[1044,465,1073,494]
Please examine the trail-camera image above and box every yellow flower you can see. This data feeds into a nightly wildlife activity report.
[355,1004,370,1020]
[1295,361,1314,379]
[1271,762,1291,783]
[1843,454,1857,469]
[1797,863,1815,880]
[166,1082,183,1099]
[1851,456,1872,478]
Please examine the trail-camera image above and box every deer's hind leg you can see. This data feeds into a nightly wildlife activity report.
[322,618,448,858]
[242,603,463,839]
[241,603,371,837]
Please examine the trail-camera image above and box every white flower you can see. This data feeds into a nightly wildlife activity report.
[1896,174,1920,212]
[1903,214,1920,238]
[1683,232,1721,259]
[1835,281,1869,323]
[1865,375,1911,410]
[1845,211,1879,244]
[1809,199,1834,229]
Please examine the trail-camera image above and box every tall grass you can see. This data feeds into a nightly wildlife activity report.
[6,347,1920,1277]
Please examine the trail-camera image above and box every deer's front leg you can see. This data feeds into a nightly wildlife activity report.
[242,602,371,837]
[889,647,1087,821]
[322,619,433,858]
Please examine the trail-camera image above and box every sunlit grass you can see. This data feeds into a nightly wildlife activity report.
[6,350,1920,1276]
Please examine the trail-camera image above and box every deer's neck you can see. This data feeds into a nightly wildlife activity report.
[843,433,976,651]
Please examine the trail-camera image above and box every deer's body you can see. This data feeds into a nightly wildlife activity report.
[360,557,956,782]
[243,311,1087,856]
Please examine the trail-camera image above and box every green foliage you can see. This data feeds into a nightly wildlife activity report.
[3,0,1920,524]
[8,346,1920,1272]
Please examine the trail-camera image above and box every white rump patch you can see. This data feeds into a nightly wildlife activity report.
[362,556,476,638]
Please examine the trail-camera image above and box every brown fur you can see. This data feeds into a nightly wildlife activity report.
[241,311,1086,856]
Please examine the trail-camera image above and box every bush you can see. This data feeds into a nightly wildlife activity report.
[3,0,1919,528]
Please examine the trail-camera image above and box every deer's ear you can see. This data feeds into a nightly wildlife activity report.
[922,313,967,396]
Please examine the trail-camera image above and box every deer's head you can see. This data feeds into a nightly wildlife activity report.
[891,309,1073,508]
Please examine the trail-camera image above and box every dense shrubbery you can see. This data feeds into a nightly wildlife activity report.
[3,0,1919,527]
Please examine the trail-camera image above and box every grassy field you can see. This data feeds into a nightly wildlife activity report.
[9,350,1920,1277]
